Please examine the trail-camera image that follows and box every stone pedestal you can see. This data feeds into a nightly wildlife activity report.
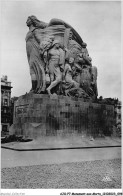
[10,93,114,139]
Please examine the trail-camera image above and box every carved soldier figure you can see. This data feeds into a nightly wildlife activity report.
[72,62,82,84]
[81,42,92,67]
[81,42,89,56]
[63,57,80,96]
[46,40,64,96]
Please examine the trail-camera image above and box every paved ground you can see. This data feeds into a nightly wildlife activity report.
[1,147,121,168]
[1,140,121,189]
[1,136,121,150]
[1,159,121,189]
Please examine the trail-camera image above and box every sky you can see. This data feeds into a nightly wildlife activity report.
[1,0,121,99]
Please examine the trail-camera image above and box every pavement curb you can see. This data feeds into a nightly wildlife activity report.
[1,145,121,151]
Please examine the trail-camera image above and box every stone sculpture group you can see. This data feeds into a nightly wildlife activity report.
[26,15,98,100]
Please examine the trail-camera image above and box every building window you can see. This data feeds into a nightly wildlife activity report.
[4,92,8,96]
[4,99,8,106]
[4,108,7,113]
[2,125,8,132]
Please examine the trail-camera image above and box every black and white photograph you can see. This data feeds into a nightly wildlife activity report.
[1,0,122,194]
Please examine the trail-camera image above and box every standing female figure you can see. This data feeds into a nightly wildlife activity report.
[26,16,47,93]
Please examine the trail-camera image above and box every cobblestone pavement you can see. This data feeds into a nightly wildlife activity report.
[1,159,121,189]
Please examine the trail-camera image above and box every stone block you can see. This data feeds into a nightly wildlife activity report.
[11,93,114,139]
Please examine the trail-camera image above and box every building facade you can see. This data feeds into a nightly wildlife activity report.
[1,76,13,135]
[115,101,121,125]
[114,101,121,136]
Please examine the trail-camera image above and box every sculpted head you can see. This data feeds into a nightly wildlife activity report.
[26,17,32,27]
[26,15,39,27]
[82,42,87,48]
[26,15,46,28]
[69,57,74,64]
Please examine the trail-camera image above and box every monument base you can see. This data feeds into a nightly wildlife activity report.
[10,93,114,139]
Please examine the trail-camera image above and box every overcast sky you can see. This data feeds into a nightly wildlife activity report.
[1,1,121,99]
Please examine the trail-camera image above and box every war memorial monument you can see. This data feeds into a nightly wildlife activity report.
[10,16,114,139]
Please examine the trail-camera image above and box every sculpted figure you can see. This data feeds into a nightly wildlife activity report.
[81,42,89,57]
[76,43,92,67]
[39,36,55,84]
[63,57,80,96]
[81,42,92,66]
[72,62,82,84]
[25,15,98,99]
[39,36,55,56]
[80,66,95,97]
[63,57,90,98]
[67,31,82,59]
[26,16,83,94]
[26,16,81,94]
[46,40,64,96]
[91,66,98,97]
[26,16,47,93]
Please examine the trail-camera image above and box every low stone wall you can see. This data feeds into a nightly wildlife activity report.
[10,93,114,139]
